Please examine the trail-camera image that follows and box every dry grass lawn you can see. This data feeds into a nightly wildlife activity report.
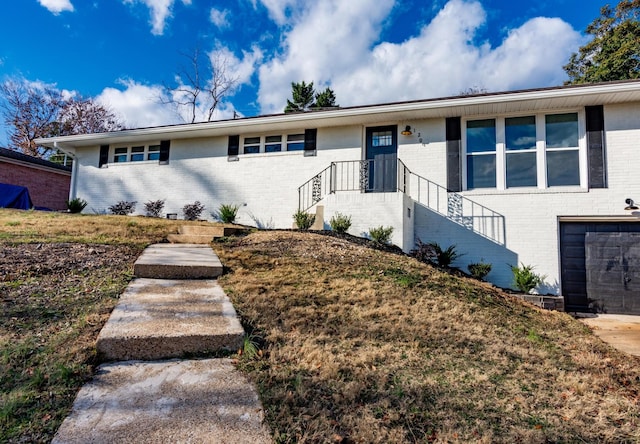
[215,231,640,443]
[1,209,639,443]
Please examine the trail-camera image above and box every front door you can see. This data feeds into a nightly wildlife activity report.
[365,125,398,192]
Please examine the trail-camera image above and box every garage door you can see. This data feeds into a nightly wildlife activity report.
[560,222,640,314]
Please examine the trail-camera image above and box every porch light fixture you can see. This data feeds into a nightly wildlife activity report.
[625,198,638,210]
[401,125,413,136]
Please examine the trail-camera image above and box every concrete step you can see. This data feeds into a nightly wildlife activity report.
[166,233,215,244]
[178,225,246,236]
[52,358,272,444]
[134,244,223,279]
[97,278,244,361]
[167,226,249,244]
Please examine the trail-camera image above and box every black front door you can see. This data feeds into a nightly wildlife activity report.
[365,125,398,192]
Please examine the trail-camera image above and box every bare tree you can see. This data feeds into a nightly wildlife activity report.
[0,79,66,156]
[59,98,122,135]
[0,78,123,158]
[161,49,238,123]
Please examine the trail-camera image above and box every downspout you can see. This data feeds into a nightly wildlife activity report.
[55,141,78,201]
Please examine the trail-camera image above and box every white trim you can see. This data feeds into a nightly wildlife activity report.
[34,81,640,149]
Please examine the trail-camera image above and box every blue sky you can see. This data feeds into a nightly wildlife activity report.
[0,0,604,145]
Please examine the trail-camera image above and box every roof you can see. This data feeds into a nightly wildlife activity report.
[0,147,72,172]
[36,79,640,151]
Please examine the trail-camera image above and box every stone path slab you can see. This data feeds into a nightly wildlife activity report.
[52,358,272,444]
[134,244,223,279]
[97,279,244,361]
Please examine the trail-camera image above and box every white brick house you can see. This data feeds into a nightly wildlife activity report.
[38,80,640,314]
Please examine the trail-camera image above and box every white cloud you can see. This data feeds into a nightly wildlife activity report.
[258,0,395,113]
[122,0,191,35]
[96,80,182,128]
[209,8,230,29]
[256,0,582,114]
[38,0,74,14]
[210,46,264,88]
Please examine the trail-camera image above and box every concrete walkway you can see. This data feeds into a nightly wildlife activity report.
[577,313,640,357]
[53,244,272,444]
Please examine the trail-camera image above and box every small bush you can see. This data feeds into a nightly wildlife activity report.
[183,201,205,221]
[468,261,492,280]
[429,242,463,267]
[510,263,546,293]
[66,197,87,214]
[108,201,136,216]
[369,225,394,244]
[329,212,352,234]
[293,210,315,230]
[215,203,240,224]
[411,239,436,263]
[144,199,165,218]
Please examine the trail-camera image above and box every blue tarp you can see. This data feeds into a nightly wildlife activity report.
[0,183,33,210]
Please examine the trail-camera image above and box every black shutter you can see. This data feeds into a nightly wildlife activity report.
[228,135,240,157]
[586,105,606,189]
[99,145,109,168]
[159,140,170,164]
[304,128,317,156]
[446,117,462,192]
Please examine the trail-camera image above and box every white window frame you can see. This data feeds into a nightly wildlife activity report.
[111,143,162,163]
[239,133,306,154]
[462,110,586,191]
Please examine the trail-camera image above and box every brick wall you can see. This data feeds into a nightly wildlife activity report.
[0,161,71,210]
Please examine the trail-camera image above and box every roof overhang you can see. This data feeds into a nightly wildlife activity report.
[36,80,640,151]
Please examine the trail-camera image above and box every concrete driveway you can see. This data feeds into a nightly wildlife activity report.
[577,314,640,357]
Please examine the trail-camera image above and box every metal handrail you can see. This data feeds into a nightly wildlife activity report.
[297,159,506,244]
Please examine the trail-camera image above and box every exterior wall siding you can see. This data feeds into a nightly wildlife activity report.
[73,127,363,227]
[68,100,640,296]
[0,161,71,210]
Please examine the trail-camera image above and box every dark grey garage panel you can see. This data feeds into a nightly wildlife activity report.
[560,221,640,314]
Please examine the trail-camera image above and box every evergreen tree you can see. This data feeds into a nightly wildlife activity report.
[314,87,338,108]
[284,81,338,112]
[564,0,640,84]
[285,81,316,112]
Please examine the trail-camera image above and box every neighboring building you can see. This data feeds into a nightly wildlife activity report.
[37,80,640,314]
[0,147,72,210]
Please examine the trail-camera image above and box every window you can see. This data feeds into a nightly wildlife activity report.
[372,130,393,147]
[464,112,583,190]
[265,135,282,153]
[148,144,160,160]
[243,137,260,154]
[505,116,536,187]
[111,144,161,163]
[131,146,145,162]
[466,119,496,189]
[287,134,305,151]
[546,113,579,186]
[113,147,128,163]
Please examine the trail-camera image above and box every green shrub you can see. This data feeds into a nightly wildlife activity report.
[66,197,87,214]
[329,212,352,234]
[183,201,205,221]
[510,263,546,293]
[369,225,394,244]
[468,261,492,280]
[108,201,136,215]
[429,242,463,267]
[293,210,315,230]
[215,204,240,224]
[144,199,165,217]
